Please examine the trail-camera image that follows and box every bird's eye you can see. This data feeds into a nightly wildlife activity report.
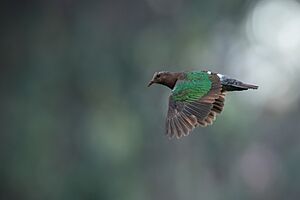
[156,73,161,78]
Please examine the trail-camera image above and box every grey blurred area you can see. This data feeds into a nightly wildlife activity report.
[1,0,300,199]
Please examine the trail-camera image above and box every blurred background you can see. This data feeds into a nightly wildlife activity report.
[1,0,300,199]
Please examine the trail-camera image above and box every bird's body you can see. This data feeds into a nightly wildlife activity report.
[148,70,258,138]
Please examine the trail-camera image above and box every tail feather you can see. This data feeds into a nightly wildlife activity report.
[239,83,258,90]
[221,78,258,91]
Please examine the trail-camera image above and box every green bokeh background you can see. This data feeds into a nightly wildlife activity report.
[1,0,300,199]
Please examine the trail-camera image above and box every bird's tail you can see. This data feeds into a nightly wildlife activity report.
[239,83,259,90]
[221,78,258,91]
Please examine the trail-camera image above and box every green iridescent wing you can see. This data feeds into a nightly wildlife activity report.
[166,71,225,138]
[172,71,212,102]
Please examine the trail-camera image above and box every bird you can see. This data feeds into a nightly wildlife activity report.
[148,70,258,139]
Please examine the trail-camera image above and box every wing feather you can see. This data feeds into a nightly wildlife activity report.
[166,73,226,138]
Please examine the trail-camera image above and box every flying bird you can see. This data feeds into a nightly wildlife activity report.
[148,70,258,139]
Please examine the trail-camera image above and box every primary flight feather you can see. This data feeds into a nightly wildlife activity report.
[148,70,258,139]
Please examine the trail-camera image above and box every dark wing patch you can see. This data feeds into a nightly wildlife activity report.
[166,74,226,138]
[200,93,226,127]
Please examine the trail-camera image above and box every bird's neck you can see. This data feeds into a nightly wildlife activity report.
[162,72,184,89]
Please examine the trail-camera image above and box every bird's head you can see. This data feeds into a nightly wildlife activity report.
[148,71,181,89]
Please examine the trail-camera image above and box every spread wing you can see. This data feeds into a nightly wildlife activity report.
[166,73,225,138]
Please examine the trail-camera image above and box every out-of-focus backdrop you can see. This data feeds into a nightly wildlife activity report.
[1,0,300,199]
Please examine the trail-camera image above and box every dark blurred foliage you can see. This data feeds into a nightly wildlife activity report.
[1,0,300,199]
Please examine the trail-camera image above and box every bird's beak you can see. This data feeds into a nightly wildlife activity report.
[147,80,154,87]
